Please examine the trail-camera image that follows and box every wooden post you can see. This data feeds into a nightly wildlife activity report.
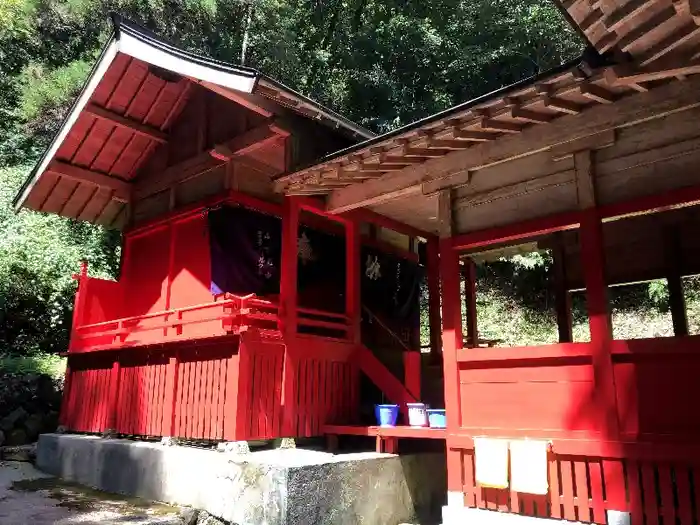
[665,230,688,337]
[70,260,89,345]
[437,189,464,496]
[553,234,573,343]
[579,209,619,439]
[163,352,179,437]
[59,360,73,426]
[462,258,478,347]
[427,237,442,361]
[280,196,300,437]
[280,196,300,337]
[403,351,421,399]
[107,357,121,432]
[346,219,361,344]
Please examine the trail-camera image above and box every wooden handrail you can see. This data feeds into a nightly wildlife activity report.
[77,294,278,331]
[297,307,349,320]
[362,305,412,352]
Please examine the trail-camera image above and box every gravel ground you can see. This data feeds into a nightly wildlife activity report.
[0,461,184,525]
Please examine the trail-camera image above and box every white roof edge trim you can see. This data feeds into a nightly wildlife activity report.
[14,39,120,212]
[117,32,257,93]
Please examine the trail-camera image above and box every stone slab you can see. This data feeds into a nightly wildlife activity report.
[37,434,445,525]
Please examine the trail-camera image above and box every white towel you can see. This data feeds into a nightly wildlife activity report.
[510,439,549,495]
[474,437,509,489]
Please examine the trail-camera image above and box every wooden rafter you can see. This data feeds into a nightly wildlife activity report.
[580,8,605,33]
[136,122,287,199]
[84,103,168,144]
[543,95,582,115]
[606,55,700,86]
[639,21,700,66]
[604,0,656,32]
[358,162,405,172]
[479,118,523,134]
[401,147,450,158]
[617,5,676,52]
[424,138,472,150]
[322,75,700,213]
[379,154,427,163]
[198,80,274,117]
[46,161,131,202]
[579,83,615,103]
[510,107,553,123]
[275,64,637,194]
[452,128,500,142]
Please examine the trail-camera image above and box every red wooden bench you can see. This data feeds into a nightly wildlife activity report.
[324,424,446,453]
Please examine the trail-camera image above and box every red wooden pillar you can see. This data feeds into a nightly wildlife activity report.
[107,357,121,431]
[440,238,464,494]
[280,196,300,436]
[280,196,300,337]
[579,210,619,440]
[163,352,179,437]
[63,261,89,427]
[345,219,361,344]
[553,236,573,343]
[426,238,442,361]
[70,260,89,345]
[665,230,688,337]
[403,351,421,399]
[462,258,478,348]
[59,360,73,426]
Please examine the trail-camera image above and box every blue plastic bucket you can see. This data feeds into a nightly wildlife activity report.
[375,404,399,427]
[427,409,447,429]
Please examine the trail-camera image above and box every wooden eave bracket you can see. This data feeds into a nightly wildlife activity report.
[46,160,131,202]
[208,121,289,161]
[84,103,168,144]
[605,55,700,86]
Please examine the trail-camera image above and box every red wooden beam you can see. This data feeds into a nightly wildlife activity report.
[451,211,582,251]
[600,183,700,221]
[450,183,700,254]
[345,207,436,240]
[298,196,351,225]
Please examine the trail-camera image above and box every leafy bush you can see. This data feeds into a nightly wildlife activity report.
[0,165,120,355]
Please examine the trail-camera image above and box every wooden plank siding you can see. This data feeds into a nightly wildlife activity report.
[61,333,359,441]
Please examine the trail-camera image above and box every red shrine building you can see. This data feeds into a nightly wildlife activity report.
[17,5,700,524]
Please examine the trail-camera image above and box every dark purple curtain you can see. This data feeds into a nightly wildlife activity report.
[208,206,282,296]
[362,246,423,344]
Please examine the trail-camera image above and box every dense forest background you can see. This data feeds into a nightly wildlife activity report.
[0,0,688,377]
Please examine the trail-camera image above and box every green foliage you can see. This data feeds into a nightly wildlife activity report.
[0,352,66,379]
[19,58,94,144]
[0,165,120,355]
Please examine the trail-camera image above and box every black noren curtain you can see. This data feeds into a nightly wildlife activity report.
[208,206,282,297]
[362,246,423,345]
[297,225,346,313]
[208,206,345,311]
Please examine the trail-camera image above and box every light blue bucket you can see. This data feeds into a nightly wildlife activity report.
[427,409,446,429]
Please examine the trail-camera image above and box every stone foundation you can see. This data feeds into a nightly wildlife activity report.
[37,433,445,525]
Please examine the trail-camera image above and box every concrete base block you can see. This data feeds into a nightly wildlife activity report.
[37,433,445,525]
